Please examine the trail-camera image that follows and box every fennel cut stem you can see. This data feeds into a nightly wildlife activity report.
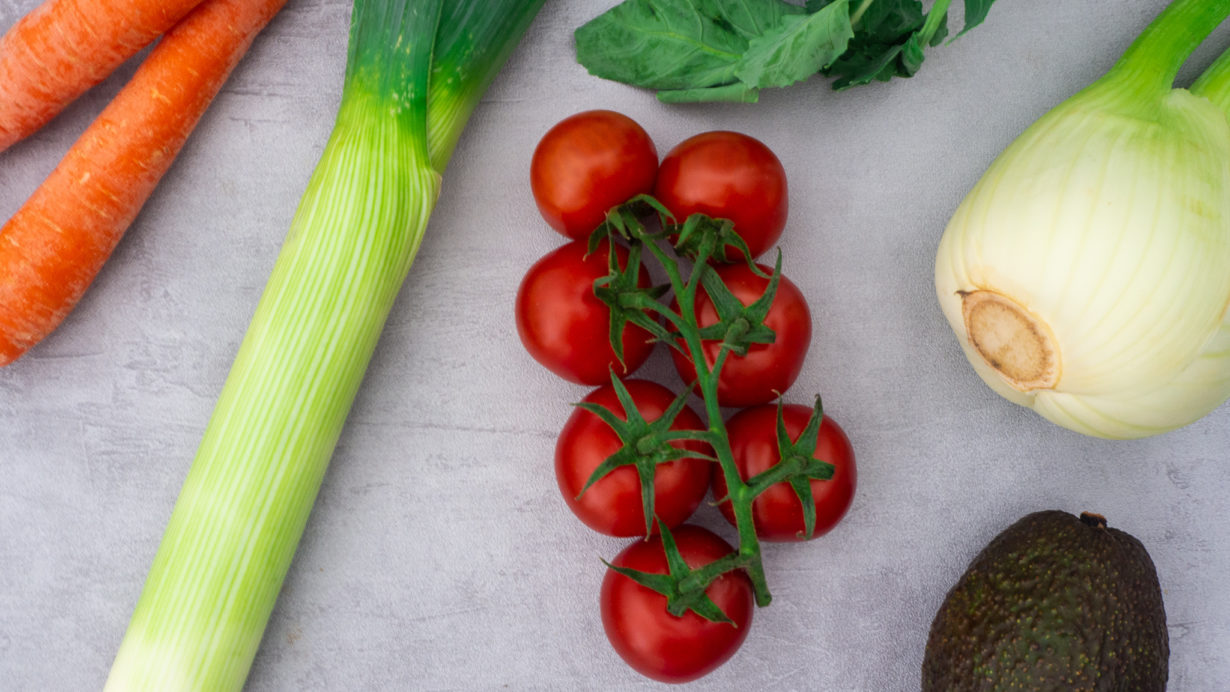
[1191,46,1230,113]
[105,105,440,691]
[1106,0,1230,94]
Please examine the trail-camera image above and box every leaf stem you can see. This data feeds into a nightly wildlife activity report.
[849,0,875,28]
[916,0,953,47]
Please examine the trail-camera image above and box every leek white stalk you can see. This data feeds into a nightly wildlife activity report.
[105,1,544,689]
[935,0,1230,439]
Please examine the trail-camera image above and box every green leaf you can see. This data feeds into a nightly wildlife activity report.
[824,0,958,88]
[928,12,950,47]
[827,44,902,89]
[899,32,926,77]
[859,0,926,38]
[917,0,952,47]
[733,0,854,89]
[960,0,996,36]
[575,0,804,91]
[823,0,923,88]
[577,0,995,101]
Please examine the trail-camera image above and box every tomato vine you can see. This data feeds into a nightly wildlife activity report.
[585,197,837,609]
[518,113,856,683]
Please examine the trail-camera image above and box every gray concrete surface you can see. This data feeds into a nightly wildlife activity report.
[2,0,1228,689]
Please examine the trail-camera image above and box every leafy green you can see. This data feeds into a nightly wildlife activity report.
[734,2,854,90]
[574,0,806,95]
[575,0,997,103]
[960,0,996,36]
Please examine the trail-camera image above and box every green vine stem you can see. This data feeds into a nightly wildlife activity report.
[584,200,836,617]
[660,234,773,606]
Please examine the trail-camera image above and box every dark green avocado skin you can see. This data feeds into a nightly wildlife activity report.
[922,510,1168,691]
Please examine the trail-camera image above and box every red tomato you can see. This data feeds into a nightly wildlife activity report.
[516,240,654,385]
[531,110,659,239]
[714,404,856,542]
[653,131,788,260]
[601,525,753,683]
[671,262,811,407]
[555,380,711,537]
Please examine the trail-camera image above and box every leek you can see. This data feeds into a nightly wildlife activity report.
[934,0,1230,439]
[104,1,545,689]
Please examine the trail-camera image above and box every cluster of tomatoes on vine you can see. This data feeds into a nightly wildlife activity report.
[514,110,858,684]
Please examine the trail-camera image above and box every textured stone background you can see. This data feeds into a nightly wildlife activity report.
[2,0,1228,689]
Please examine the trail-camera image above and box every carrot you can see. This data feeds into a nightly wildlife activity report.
[0,0,208,152]
[0,0,287,366]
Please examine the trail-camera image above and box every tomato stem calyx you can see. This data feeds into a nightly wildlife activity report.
[575,374,716,538]
[603,523,740,625]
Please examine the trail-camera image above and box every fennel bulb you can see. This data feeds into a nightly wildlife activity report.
[935,0,1230,439]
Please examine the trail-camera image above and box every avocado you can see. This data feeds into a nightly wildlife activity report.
[922,510,1168,691]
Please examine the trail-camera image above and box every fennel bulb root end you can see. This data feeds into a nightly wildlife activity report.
[959,290,1060,392]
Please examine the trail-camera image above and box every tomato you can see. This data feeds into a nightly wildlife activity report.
[516,240,655,385]
[671,262,811,407]
[600,525,754,683]
[714,404,856,542]
[653,131,788,260]
[555,380,711,537]
[531,110,659,239]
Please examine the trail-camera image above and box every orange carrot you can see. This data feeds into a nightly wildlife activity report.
[0,0,287,366]
[0,0,208,152]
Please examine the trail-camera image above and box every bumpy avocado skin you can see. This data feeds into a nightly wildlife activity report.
[922,510,1168,691]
